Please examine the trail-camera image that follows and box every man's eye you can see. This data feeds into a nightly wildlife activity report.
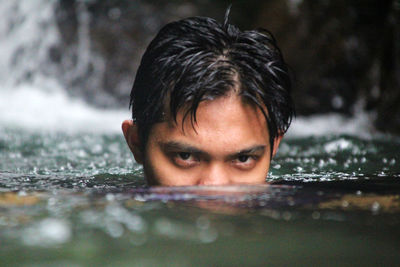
[233,155,258,169]
[238,155,250,163]
[178,152,191,160]
[171,152,199,168]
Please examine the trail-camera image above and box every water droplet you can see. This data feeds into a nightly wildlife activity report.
[106,193,115,201]
[312,211,320,219]
[371,201,380,214]
[324,138,352,153]
[106,220,124,238]
[23,218,71,246]
[295,166,303,172]
[332,95,344,109]
[18,191,27,196]
[273,164,281,169]
[318,159,325,168]
[328,158,337,165]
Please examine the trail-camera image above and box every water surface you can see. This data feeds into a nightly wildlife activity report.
[1,128,399,266]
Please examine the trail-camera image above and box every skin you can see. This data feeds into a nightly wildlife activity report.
[122,94,282,186]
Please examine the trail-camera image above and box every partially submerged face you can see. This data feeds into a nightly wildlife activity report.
[125,15,294,186]
[123,94,282,186]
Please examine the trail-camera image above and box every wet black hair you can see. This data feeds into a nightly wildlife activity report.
[130,9,294,154]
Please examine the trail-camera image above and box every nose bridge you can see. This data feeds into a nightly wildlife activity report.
[198,162,230,185]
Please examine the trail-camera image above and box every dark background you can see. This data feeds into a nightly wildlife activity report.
[54,0,400,134]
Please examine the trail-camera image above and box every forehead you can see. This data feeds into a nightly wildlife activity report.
[149,95,270,154]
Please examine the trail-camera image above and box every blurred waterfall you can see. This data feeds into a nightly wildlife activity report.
[0,0,126,133]
[0,0,61,90]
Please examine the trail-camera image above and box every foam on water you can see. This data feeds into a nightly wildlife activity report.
[287,111,376,138]
[0,84,129,134]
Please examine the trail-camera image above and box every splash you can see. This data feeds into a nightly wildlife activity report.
[287,111,376,138]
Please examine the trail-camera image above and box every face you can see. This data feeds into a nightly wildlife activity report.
[123,94,282,186]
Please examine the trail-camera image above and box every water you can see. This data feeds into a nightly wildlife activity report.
[1,1,400,266]
[1,127,399,266]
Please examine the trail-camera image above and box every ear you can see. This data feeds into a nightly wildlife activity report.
[272,134,284,157]
[122,120,144,164]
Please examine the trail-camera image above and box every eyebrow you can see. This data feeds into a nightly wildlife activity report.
[236,145,266,155]
[160,141,203,154]
[159,141,266,158]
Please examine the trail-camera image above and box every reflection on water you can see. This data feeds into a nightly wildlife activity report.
[0,128,399,265]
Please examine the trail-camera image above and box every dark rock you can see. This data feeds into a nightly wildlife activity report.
[254,0,399,134]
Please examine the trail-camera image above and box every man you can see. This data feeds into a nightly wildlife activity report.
[122,12,294,186]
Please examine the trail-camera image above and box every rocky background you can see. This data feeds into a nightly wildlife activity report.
[53,0,399,134]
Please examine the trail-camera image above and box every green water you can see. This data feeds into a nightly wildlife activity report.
[1,128,399,266]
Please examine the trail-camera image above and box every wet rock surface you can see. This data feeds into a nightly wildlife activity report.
[255,0,399,133]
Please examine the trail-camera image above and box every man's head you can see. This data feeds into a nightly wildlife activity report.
[123,13,294,186]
